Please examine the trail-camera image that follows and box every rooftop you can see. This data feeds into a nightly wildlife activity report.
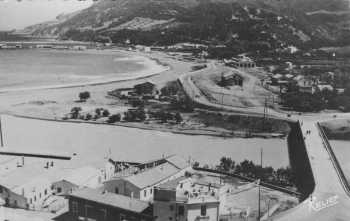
[57,166,101,187]
[124,162,181,189]
[69,188,150,213]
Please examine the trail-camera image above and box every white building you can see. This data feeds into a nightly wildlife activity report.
[51,166,103,195]
[153,176,220,221]
[0,162,56,210]
[104,155,190,201]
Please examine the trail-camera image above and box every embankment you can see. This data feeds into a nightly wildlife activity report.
[287,121,315,201]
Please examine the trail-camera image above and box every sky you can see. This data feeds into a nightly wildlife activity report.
[0,0,94,31]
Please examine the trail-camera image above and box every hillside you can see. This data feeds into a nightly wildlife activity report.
[22,0,350,50]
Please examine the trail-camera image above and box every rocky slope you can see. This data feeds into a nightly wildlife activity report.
[22,0,350,49]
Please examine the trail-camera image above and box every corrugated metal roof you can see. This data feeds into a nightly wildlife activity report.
[124,163,180,189]
[165,155,189,170]
[70,188,150,213]
[62,166,100,187]
[158,176,189,190]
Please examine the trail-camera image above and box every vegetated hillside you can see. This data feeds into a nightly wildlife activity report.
[23,0,350,50]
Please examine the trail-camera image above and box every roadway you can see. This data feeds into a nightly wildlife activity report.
[178,62,294,122]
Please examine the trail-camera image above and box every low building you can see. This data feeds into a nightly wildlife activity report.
[220,73,243,87]
[134,81,158,96]
[296,76,317,94]
[58,188,153,221]
[104,156,190,201]
[52,166,103,195]
[153,176,220,221]
[0,162,56,210]
[225,56,256,69]
[317,84,334,92]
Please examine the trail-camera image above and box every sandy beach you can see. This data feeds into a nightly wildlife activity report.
[0,49,194,118]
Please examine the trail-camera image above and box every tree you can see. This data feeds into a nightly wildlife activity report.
[95,108,102,116]
[102,109,110,117]
[107,114,121,123]
[175,112,183,123]
[70,107,82,119]
[79,91,91,102]
[85,113,92,121]
[219,157,235,172]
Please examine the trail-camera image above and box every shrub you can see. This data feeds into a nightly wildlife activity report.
[79,91,91,101]
[102,109,110,117]
[107,114,121,123]
[85,113,92,121]
[70,107,82,119]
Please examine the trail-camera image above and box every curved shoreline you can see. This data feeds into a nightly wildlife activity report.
[0,49,170,93]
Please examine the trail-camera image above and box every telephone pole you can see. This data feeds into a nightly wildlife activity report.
[258,148,263,221]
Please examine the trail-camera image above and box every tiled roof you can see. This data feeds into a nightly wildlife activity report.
[70,188,150,213]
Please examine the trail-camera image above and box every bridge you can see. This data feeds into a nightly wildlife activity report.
[275,118,350,221]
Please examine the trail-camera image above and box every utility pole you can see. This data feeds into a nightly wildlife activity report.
[258,148,263,221]
[0,116,4,147]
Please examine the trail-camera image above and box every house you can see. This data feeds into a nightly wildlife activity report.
[220,72,243,87]
[57,188,153,221]
[104,156,190,201]
[317,84,334,92]
[296,76,317,94]
[225,55,256,69]
[153,176,220,221]
[52,166,103,195]
[134,81,158,96]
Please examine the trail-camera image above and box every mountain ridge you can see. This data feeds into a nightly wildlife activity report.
[21,0,350,50]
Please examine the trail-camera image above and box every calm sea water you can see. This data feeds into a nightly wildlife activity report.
[1,115,289,169]
[0,49,144,88]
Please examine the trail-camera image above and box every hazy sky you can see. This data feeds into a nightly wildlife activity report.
[0,0,94,30]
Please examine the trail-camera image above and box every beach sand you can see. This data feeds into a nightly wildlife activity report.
[0,49,195,118]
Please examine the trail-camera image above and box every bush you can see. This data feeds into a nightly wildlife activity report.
[160,81,181,96]
[70,107,82,119]
[124,108,146,122]
[79,91,91,101]
[85,113,93,121]
[95,108,103,116]
[107,114,121,123]
[102,109,110,117]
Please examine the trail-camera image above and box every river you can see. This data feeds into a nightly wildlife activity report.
[0,115,289,169]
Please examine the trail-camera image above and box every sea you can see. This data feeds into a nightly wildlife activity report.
[0,49,145,89]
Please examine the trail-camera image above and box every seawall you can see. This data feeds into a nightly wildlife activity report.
[287,121,315,201]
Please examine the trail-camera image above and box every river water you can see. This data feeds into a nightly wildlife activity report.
[330,140,350,183]
[0,115,289,169]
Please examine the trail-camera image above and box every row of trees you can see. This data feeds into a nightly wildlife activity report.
[282,86,350,112]
[217,157,296,188]
[68,106,184,124]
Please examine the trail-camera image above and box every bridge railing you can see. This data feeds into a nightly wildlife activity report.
[317,123,350,196]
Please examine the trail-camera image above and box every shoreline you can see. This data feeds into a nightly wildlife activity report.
[8,114,285,139]
[0,49,170,93]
